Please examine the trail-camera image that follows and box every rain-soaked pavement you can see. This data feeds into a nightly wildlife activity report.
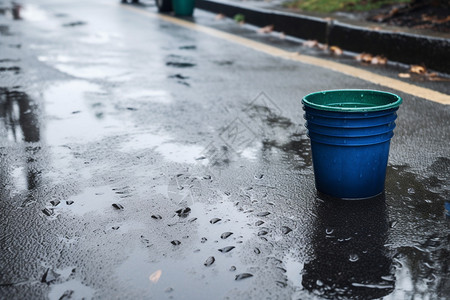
[0,0,449,299]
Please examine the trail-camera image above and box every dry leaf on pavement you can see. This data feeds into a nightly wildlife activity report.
[371,55,387,65]
[258,25,274,34]
[303,40,318,48]
[355,53,373,63]
[410,65,426,74]
[329,46,343,55]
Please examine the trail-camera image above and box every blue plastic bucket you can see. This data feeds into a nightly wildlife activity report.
[302,90,402,199]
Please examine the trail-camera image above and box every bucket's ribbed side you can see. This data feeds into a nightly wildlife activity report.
[303,106,399,199]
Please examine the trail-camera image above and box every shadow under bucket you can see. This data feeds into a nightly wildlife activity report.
[302,90,402,199]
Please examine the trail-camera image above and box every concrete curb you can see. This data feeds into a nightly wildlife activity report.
[196,0,450,74]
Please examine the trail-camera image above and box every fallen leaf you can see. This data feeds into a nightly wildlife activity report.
[398,73,411,78]
[371,55,387,65]
[355,53,373,63]
[410,65,426,74]
[303,40,318,48]
[258,25,274,34]
[149,270,162,283]
[329,46,343,55]
[215,13,225,20]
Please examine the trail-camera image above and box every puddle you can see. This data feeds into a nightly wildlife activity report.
[119,88,172,104]
[54,64,130,80]
[48,279,95,300]
[79,32,122,44]
[115,201,255,298]
[43,80,122,145]
[0,87,40,143]
[20,4,48,22]
[120,132,204,164]
[62,186,119,216]
[283,254,303,288]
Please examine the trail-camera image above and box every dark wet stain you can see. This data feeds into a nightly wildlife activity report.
[235,273,253,281]
[169,74,189,80]
[126,107,137,111]
[151,214,162,220]
[210,217,221,224]
[171,240,181,246]
[204,256,215,267]
[176,207,191,218]
[0,25,12,36]
[262,132,312,169]
[62,21,86,27]
[0,59,20,63]
[302,196,393,299]
[214,60,234,66]
[179,45,196,50]
[218,246,235,253]
[8,44,21,48]
[12,4,21,20]
[220,232,233,239]
[0,66,20,74]
[166,62,196,68]
[41,268,60,284]
[112,203,124,210]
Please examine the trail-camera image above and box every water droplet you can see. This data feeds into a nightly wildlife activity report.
[176,207,191,218]
[66,200,74,205]
[210,218,221,224]
[204,256,215,267]
[316,279,323,286]
[151,215,162,220]
[254,247,261,254]
[188,217,197,223]
[325,228,334,235]
[389,220,398,228]
[221,232,233,239]
[201,237,207,243]
[255,174,264,180]
[112,203,124,210]
[407,187,415,194]
[165,287,174,293]
[276,281,287,288]
[258,230,269,236]
[256,212,270,217]
[349,254,359,262]
[255,220,265,226]
[229,266,236,271]
[281,226,292,235]
[218,246,235,253]
[235,273,253,281]
[171,240,181,245]
[112,226,120,230]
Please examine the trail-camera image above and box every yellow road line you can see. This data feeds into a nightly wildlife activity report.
[121,4,450,105]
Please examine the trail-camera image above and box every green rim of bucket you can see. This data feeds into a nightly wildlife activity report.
[302,89,402,112]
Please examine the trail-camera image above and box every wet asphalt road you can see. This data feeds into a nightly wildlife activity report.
[1,0,449,299]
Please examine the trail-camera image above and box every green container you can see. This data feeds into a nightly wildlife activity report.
[172,0,195,16]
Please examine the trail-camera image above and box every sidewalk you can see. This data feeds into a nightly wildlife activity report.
[196,0,450,74]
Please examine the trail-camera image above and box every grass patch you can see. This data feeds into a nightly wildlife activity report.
[284,0,411,13]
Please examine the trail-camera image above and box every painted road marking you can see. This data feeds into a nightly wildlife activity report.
[121,4,450,105]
